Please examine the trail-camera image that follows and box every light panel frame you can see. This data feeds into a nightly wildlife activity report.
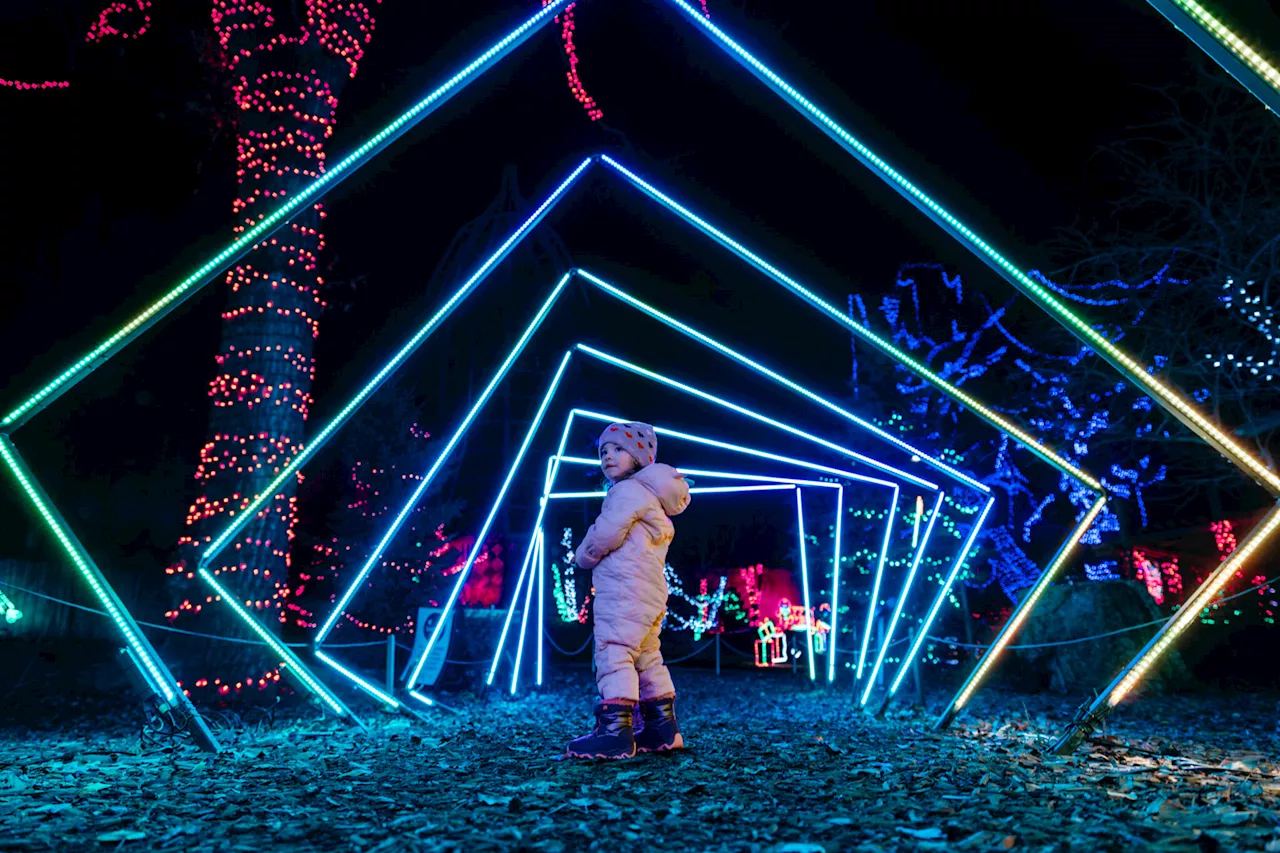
[310,260,984,699]
[499,447,861,691]
[405,348,923,692]
[501,474,831,694]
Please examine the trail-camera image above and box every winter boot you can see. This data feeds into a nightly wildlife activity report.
[635,696,683,753]
[566,702,636,760]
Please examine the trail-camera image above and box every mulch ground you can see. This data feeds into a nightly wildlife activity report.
[2,668,1278,852]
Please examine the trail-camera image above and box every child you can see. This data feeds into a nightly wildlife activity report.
[566,421,691,759]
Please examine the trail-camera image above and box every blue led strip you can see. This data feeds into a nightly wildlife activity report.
[313,272,574,646]
[486,407,890,690]
[828,484,845,684]
[860,492,945,705]
[856,485,900,681]
[881,496,996,709]
[201,162,591,571]
[407,351,576,689]
[315,651,400,710]
[0,437,222,751]
[575,345,940,492]
[598,157,1101,493]
[0,0,577,432]
[576,269,987,494]
[658,4,1277,496]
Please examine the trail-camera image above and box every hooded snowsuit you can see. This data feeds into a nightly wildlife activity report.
[575,461,691,702]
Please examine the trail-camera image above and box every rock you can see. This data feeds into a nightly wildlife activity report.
[1010,580,1194,693]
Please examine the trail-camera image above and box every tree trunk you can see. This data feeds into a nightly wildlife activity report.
[165,1,379,689]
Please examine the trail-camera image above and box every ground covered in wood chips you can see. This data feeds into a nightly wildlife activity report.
[2,669,1279,852]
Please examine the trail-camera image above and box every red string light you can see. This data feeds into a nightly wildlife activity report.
[85,1,153,43]
[540,0,710,122]
[162,0,380,698]
[0,78,71,90]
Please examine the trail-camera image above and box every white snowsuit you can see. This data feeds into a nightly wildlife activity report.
[574,462,691,701]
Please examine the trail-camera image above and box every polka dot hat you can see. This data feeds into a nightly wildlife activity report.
[598,422,658,468]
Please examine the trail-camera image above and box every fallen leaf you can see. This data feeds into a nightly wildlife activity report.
[897,827,946,840]
[96,830,146,844]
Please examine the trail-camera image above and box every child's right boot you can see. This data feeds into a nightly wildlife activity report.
[635,696,684,753]
[566,702,636,760]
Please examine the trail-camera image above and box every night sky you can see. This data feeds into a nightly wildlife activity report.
[3,0,1279,563]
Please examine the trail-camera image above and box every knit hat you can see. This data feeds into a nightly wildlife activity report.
[598,422,658,468]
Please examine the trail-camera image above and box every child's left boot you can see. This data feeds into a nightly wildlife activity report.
[566,702,636,760]
[635,696,683,753]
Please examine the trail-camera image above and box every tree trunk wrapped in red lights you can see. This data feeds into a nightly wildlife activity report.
[165,0,380,693]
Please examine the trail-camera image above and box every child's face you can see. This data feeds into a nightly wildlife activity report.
[599,441,639,482]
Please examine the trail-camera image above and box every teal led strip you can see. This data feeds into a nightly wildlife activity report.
[0,0,576,431]
[196,567,362,725]
[661,1,1277,495]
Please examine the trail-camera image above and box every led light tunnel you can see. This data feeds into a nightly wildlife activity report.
[489,412,894,690]
[503,476,833,694]
[315,266,959,700]
[523,454,852,691]
[0,0,577,431]
[466,388,898,694]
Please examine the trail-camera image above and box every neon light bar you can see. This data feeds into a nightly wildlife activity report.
[796,488,816,681]
[828,484,845,683]
[408,351,575,689]
[535,527,546,687]
[575,344,940,492]
[486,526,539,687]
[884,497,996,702]
[408,690,436,707]
[1146,0,1280,116]
[861,492,945,704]
[315,650,401,710]
[313,272,574,644]
[656,6,1277,495]
[575,269,987,493]
[196,568,358,723]
[936,495,1106,730]
[1052,500,1280,754]
[510,535,538,695]
[599,158,1099,492]
[201,163,590,570]
[0,0,577,431]
[856,487,900,680]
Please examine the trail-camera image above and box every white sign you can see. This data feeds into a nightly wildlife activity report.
[401,607,454,687]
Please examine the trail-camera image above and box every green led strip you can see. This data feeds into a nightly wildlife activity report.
[1162,0,1280,97]
[0,0,574,431]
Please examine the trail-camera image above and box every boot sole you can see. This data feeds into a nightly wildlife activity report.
[566,746,636,760]
[637,732,685,753]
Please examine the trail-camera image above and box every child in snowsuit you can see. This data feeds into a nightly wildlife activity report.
[566,421,691,760]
